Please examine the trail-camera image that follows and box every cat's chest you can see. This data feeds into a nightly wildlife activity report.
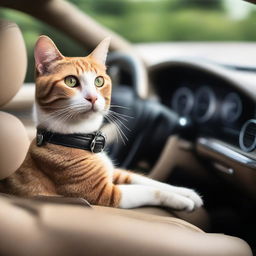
[96,152,114,177]
[32,142,115,177]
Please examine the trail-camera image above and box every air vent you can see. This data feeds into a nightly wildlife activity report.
[239,119,256,152]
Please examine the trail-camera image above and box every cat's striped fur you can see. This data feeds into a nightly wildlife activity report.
[0,36,203,210]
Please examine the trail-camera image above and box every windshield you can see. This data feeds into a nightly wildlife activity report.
[72,0,256,42]
[0,0,255,82]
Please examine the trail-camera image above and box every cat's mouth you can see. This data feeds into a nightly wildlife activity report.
[78,107,100,117]
[66,103,102,121]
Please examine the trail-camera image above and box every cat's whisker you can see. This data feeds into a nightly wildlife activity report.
[108,111,129,122]
[104,116,122,144]
[41,103,84,111]
[104,116,119,144]
[103,110,130,136]
[108,109,134,119]
[41,108,81,128]
[105,115,128,145]
[108,111,129,125]
[110,105,130,110]
[40,104,91,125]
[40,109,71,124]
[107,113,131,132]
[106,115,128,144]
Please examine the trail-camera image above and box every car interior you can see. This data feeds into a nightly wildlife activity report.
[0,0,255,255]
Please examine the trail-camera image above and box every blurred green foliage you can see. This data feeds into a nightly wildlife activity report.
[0,0,256,81]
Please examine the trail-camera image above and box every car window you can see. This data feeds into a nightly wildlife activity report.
[77,0,256,42]
[0,0,255,82]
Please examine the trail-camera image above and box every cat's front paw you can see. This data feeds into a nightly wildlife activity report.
[159,191,196,212]
[176,188,203,209]
[161,184,203,210]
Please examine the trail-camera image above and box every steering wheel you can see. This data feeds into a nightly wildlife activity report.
[106,52,181,171]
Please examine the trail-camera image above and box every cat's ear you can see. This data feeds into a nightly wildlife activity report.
[34,35,64,74]
[89,37,111,65]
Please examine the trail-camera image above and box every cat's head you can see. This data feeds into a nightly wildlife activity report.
[34,35,111,134]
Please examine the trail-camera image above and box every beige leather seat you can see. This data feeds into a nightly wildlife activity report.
[0,20,252,256]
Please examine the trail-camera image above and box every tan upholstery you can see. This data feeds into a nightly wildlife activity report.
[0,19,252,256]
[0,20,27,107]
[0,112,29,179]
[93,205,203,233]
[0,195,252,256]
[130,205,210,231]
[0,20,29,179]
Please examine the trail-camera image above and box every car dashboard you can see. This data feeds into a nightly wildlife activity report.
[152,63,255,148]
[148,58,256,199]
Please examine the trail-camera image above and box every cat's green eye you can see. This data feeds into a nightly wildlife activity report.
[64,76,79,87]
[94,76,104,88]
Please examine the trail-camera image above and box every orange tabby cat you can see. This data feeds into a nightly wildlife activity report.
[0,36,203,210]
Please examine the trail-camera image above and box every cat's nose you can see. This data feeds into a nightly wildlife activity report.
[85,95,98,104]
